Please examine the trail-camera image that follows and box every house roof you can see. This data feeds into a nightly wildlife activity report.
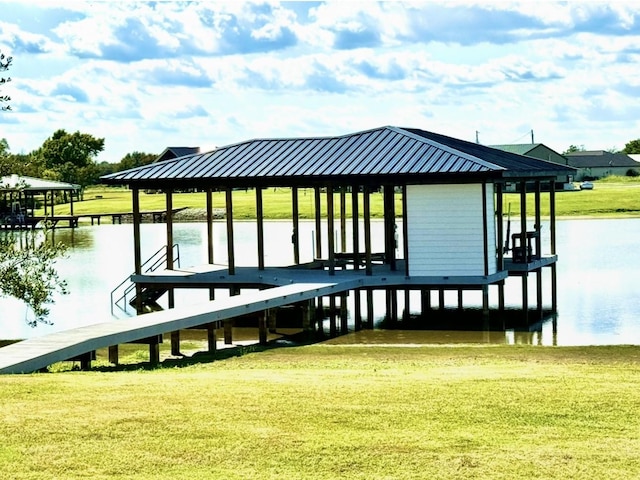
[156,147,201,162]
[564,150,640,168]
[1,174,80,192]
[489,144,542,155]
[101,126,575,188]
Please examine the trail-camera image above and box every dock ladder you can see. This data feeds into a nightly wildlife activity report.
[110,244,180,315]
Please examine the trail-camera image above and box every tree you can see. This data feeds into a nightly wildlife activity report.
[0,50,11,111]
[622,139,640,154]
[0,138,11,175]
[563,145,585,154]
[0,54,68,327]
[117,151,157,171]
[36,129,105,187]
[0,233,68,326]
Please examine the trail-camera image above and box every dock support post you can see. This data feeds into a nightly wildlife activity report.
[363,186,372,276]
[366,289,374,328]
[108,345,119,365]
[132,188,143,314]
[438,289,445,310]
[170,331,180,357]
[482,285,490,323]
[392,289,398,322]
[352,186,360,269]
[207,325,217,354]
[551,264,558,313]
[522,274,529,324]
[258,311,268,345]
[327,184,335,275]
[149,339,160,366]
[340,292,348,333]
[340,187,347,253]
[268,308,277,333]
[167,188,178,358]
[353,289,362,331]
[329,296,337,337]
[316,296,324,335]
[385,289,397,323]
[256,187,265,271]
[314,187,322,260]
[403,289,411,321]
[457,290,463,311]
[206,188,214,264]
[536,269,543,317]
[292,187,300,265]
[498,281,505,312]
[79,351,93,371]
[302,302,312,332]
[421,289,430,316]
[225,188,235,275]
[224,320,233,345]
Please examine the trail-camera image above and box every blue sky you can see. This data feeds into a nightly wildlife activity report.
[0,1,639,163]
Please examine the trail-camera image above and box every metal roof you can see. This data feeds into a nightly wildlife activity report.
[156,147,201,162]
[1,175,80,192]
[102,126,575,187]
[489,144,541,155]
[564,150,640,168]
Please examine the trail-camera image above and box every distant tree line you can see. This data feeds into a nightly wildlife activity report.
[563,139,640,155]
[0,132,157,189]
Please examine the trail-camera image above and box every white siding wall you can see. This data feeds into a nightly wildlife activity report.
[406,184,497,277]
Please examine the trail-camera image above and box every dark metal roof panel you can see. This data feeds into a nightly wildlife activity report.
[102,126,575,185]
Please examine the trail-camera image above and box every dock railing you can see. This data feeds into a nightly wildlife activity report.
[110,244,180,315]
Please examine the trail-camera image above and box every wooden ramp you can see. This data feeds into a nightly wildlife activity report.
[0,281,360,374]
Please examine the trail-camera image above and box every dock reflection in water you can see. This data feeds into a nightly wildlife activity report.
[1,218,639,346]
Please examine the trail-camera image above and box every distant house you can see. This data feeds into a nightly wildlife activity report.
[155,147,200,163]
[490,143,574,187]
[563,151,640,180]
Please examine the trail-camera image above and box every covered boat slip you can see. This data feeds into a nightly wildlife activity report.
[0,126,574,373]
[0,174,80,229]
[106,126,573,339]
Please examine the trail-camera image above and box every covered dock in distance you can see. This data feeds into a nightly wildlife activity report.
[0,174,81,229]
[96,126,576,366]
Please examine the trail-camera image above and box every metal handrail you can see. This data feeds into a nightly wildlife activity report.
[110,244,180,315]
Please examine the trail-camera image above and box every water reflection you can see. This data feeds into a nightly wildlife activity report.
[1,218,640,346]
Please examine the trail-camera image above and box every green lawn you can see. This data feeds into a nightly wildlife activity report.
[41,177,640,221]
[1,345,639,479]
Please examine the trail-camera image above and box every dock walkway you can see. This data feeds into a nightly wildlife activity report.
[0,253,548,374]
[0,280,358,374]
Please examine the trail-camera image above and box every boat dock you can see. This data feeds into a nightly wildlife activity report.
[0,280,357,374]
[0,257,536,374]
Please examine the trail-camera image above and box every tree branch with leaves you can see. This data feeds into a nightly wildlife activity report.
[0,50,12,111]
[0,52,69,327]
[0,232,68,326]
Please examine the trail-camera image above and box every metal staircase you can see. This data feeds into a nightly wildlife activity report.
[110,244,180,316]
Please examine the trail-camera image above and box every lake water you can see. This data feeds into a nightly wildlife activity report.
[1,218,639,346]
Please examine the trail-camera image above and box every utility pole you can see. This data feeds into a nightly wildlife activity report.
[476,131,479,144]
[531,129,534,144]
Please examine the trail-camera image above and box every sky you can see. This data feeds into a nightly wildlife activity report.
[0,1,639,164]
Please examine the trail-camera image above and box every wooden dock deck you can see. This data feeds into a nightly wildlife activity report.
[0,252,553,374]
[0,280,359,374]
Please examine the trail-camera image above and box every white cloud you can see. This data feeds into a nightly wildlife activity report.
[0,0,639,161]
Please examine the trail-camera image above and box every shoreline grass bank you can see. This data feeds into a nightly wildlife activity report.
[1,344,639,479]
[37,177,640,222]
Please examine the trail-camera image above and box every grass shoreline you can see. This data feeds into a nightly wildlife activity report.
[35,177,640,222]
[3,179,638,478]
[1,344,639,479]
